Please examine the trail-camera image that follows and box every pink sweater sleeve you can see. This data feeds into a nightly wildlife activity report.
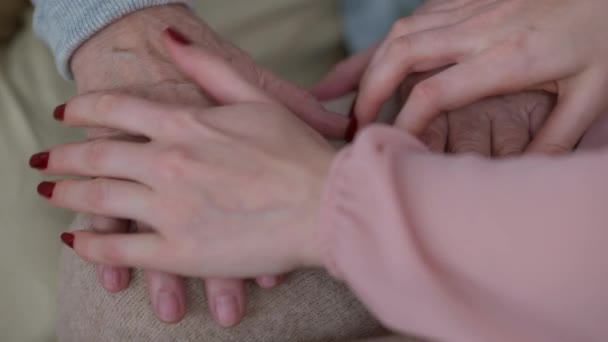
[318,122,608,342]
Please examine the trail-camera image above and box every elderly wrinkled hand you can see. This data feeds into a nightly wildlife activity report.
[314,53,556,157]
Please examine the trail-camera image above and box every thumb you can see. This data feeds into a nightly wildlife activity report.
[310,45,378,101]
[163,28,348,139]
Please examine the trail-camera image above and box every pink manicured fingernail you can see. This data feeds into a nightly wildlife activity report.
[214,295,239,327]
[345,116,359,143]
[165,27,192,46]
[29,152,49,170]
[157,291,181,323]
[54,104,66,121]
[37,181,56,198]
[345,96,359,142]
[61,233,74,249]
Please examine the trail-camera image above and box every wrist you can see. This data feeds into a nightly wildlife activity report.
[297,148,337,269]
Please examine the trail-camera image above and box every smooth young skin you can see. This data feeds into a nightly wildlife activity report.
[351,0,608,153]
[41,34,332,283]
[69,5,346,326]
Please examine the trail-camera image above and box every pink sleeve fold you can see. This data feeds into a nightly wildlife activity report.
[318,124,608,342]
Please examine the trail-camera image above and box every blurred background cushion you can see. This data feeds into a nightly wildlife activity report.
[0,0,29,43]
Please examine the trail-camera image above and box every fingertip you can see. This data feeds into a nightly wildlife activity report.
[352,98,368,128]
[63,230,102,266]
[205,279,247,328]
[395,103,433,137]
[164,27,192,46]
[69,230,110,265]
[60,232,75,249]
[97,265,131,293]
[156,290,187,324]
[309,74,357,102]
[68,230,88,254]
[526,140,573,155]
[255,275,283,289]
[162,27,197,70]
[53,104,66,121]
[147,271,187,324]
[308,83,335,101]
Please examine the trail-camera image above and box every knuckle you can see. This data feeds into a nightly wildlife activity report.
[157,147,192,181]
[522,92,554,114]
[95,93,122,115]
[84,140,111,170]
[386,35,415,61]
[449,127,489,154]
[169,108,199,132]
[411,80,441,104]
[462,1,517,28]
[84,179,112,209]
[503,29,534,53]
[390,18,412,36]
[421,130,444,148]
[389,15,428,38]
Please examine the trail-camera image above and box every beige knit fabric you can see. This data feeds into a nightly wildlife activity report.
[57,216,389,342]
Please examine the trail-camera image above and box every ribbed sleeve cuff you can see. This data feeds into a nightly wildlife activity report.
[32,0,194,80]
[317,126,428,280]
[317,146,355,280]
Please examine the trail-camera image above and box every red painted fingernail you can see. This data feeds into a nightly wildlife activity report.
[29,152,50,170]
[345,116,359,143]
[165,27,192,45]
[348,96,358,118]
[53,104,66,121]
[37,181,56,199]
[61,233,74,249]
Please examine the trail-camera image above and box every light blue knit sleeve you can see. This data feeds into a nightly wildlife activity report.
[32,0,193,80]
[342,0,422,53]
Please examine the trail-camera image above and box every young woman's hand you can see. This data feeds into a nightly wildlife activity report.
[348,0,608,153]
[313,52,555,158]
[69,7,347,325]
[35,35,333,280]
